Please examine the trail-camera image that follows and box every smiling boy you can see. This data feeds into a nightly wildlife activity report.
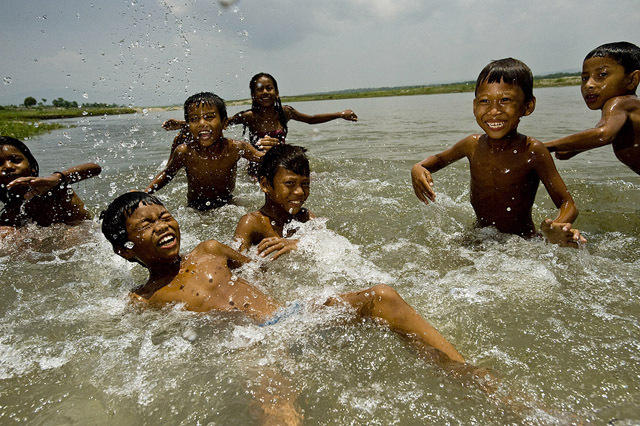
[544,42,640,175]
[234,144,315,260]
[102,191,465,364]
[411,58,585,247]
[145,92,265,210]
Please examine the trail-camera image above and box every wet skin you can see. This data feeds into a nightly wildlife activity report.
[545,56,640,175]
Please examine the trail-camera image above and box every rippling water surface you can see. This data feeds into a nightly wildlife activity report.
[1,87,639,424]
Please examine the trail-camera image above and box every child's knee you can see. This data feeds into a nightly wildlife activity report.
[369,284,404,309]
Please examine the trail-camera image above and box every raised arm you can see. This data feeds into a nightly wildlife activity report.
[7,162,101,200]
[545,98,630,153]
[286,105,358,124]
[411,136,475,205]
[145,148,184,194]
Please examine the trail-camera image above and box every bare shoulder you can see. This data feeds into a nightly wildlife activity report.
[193,239,227,256]
[238,210,270,229]
[604,95,640,113]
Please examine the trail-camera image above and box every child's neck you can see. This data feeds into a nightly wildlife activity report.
[260,200,298,228]
[146,256,182,286]
[485,130,525,148]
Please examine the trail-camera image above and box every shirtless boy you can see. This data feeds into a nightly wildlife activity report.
[145,92,265,210]
[234,144,314,260]
[101,191,465,364]
[0,136,101,230]
[411,58,586,247]
[544,42,640,175]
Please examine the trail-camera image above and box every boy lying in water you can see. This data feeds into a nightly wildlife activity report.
[101,190,464,364]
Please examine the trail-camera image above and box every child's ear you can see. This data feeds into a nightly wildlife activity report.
[523,96,536,116]
[626,70,640,91]
[114,244,135,261]
[258,176,271,194]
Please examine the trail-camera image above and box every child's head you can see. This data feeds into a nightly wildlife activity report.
[249,72,288,133]
[581,42,640,106]
[473,58,536,139]
[258,144,310,214]
[475,58,534,104]
[585,42,640,75]
[0,136,39,202]
[101,191,173,255]
[183,92,228,145]
[183,92,227,122]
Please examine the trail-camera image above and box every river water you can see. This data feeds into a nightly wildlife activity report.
[1,86,639,424]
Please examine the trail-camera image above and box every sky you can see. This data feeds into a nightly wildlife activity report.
[1,0,639,107]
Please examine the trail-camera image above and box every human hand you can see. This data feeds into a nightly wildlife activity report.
[162,119,185,131]
[341,109,358,122]
[411,163,436,204]
[6,173,63,201]
[256,136,281,152]
[540,219,587,248]
[257,237,298,260]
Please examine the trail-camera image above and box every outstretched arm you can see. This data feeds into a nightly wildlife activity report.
[7,162,101,201]
[145,148,184,194]
[545,99,629,154]
[411,135,474,205]
[162,118,186,131]
[286,106,358,124]
[237,140,266,162]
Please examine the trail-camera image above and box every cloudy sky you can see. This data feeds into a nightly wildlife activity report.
[1,0,639,106]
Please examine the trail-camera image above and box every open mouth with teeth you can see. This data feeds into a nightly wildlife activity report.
[485,121,505,130]
[157,234,176,248]
[198,130,213,139]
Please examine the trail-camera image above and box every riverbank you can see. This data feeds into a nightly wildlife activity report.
[1,73,579,139]
[0,106,137,140]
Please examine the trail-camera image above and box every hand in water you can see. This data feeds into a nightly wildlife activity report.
[540,219,587,248]
[257,237,298,260]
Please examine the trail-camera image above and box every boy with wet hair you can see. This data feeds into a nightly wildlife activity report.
[101,190,465,364]
[234,144,314,259]
[411,58,586,247]
[145,92,266,210]
[0,136,101,230]
[544,42,640,175]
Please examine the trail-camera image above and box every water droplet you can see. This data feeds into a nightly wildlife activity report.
[124,241,135,249]
[506,207,511,212]
[82,93,88,99]
[3,77,11,85]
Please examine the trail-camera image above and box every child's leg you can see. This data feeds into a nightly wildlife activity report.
[325,284,465,363]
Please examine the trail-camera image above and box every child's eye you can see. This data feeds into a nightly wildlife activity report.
[189,116,199,122]
[501,97,511,103]
[599,72,608,78]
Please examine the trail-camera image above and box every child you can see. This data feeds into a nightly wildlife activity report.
[0,136,101,229]
[544,42,640,175]
[411,58,586,248]
[145,92,266,210]
[162,73,358,174]
[101,191,465,365]
[234,144,314,260]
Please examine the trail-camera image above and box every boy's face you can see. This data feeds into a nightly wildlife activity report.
[0,145,32,187]
[120,202,181,267]
[252,76,279,108]
[186,103,227,147]
[261,166,310,215]
[473,80,535,140]
[581,57,635,110]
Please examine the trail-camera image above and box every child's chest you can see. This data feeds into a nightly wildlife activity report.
[468,144,537,187]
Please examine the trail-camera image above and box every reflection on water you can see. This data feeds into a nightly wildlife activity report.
[1,88,639,424]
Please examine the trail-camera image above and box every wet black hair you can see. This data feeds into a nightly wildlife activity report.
[258,144,309,185]
[183,92,228,122]
[0,136,39,177]
[100,191,164,249]
[475,58,534,104]
[584,41,640,74]
[249,72,288,135]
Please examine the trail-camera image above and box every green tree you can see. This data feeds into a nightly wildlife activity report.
[23,96,37,107]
